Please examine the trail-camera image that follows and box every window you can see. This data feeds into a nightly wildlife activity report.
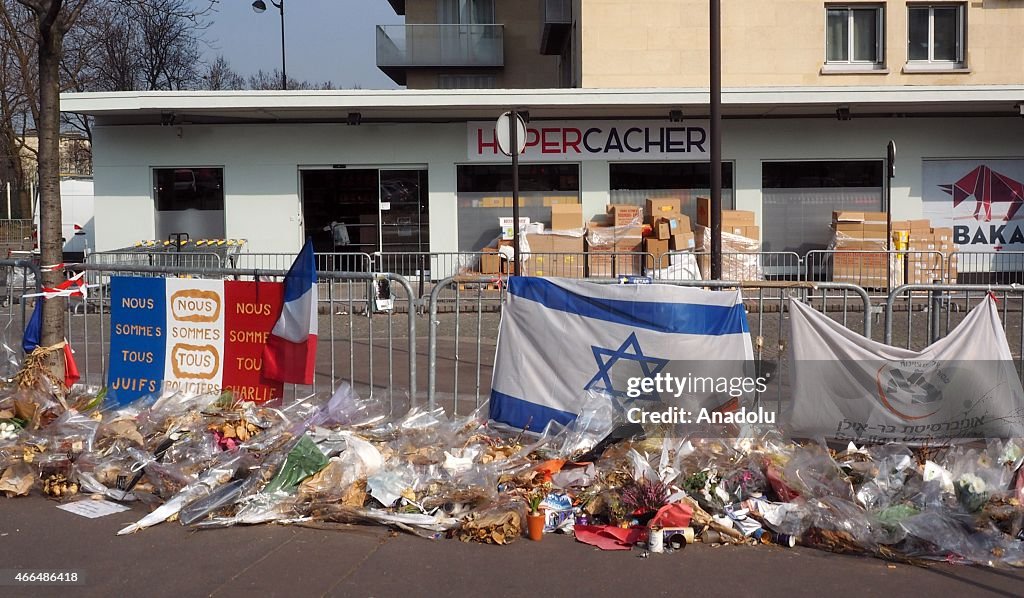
[908,4,965,66]
[825,6,884,66]
[438,0,495,24]
[609,162,735,224]
[456,164,579,251]
[153,167,225,239]
[761,161,883,256]
[438,74,497,89]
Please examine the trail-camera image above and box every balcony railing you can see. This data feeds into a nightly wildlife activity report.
[541,0,571,55]
[376,24,504,85]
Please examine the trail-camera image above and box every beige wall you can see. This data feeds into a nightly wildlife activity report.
[399,0,560,89]
[581,0,1024,88]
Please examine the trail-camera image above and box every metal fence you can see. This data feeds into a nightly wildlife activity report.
[884,284,1024,375]
[426,276,873,416]
[6,252,1024,420]
[0,219,33,245]
[63,263,417,413]
[0,259,42,375]
[953,252,1024,284]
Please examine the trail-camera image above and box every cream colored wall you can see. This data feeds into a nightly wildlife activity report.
[581,0,1024,88]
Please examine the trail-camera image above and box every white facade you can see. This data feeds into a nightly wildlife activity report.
[67,88,1024,255]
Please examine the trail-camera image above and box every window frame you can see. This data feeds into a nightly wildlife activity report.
[823,4,886,70]
[906,3,966,69]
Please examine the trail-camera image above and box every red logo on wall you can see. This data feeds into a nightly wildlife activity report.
[940,165,1024,222]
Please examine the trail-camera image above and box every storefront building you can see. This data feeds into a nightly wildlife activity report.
[63,87,1024,265]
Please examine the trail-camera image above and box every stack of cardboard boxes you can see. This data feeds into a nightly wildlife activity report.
[586,204,645,276]
[829,212,957,287]
[523,203,585,277]
[694,197,762,279]
[642,198,694,270]
[893,219,957,284]
[829,211,900,288]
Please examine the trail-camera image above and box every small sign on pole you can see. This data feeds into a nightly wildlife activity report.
[495,111,527,157]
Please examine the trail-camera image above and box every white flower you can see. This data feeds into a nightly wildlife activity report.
[957,472,986,495]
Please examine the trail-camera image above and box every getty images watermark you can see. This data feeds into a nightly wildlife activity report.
[623,372,775,425]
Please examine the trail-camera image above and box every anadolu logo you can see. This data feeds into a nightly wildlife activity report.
[940,165,1024,223]
[874,360,948,421]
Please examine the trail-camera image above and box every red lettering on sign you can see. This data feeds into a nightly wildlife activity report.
[563,128,582,154]
[524,128,540,150]
[222,281,284,403]
[541,128,560,153]
[477,129,499,155]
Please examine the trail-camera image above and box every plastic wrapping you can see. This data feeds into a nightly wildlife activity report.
[695,225,763,280]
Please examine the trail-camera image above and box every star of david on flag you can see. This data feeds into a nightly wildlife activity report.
[584,332,668,405]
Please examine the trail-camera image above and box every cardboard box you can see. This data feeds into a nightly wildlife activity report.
[607,204,642,227]
[721,210,756,227]
[697,197,711,226]
[543,196,577,207]
[551,204,583,231]
[862,211,888,223]
[499,217,530,240]
[655,215,690,238]
[834,222,863,237]
[909,219,931,231]
[891,220,911,231]
[645,238,670,269]
[833,211,865,222]
[931,227,953,241]
[480,248,503,274]
[671,231,695,251]
[646,198,681,222]
[862,223,889,239]
[481,197,505,208]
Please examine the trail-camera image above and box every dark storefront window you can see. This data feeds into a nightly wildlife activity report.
[761,160,883,254]
[609,162,734,223]
[153,167,225,240]
[456,164,579,251]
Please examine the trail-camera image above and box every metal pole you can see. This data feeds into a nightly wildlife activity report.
[710,0,722,280]
[510,109,521,276]
[886,140,895,289]
[278,0,287,90]
[886,161,892,288]
[930,279,942,344]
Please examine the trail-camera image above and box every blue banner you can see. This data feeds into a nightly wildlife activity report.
[108,276,166,404]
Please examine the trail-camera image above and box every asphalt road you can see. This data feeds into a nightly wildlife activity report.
[2,496,1023,598]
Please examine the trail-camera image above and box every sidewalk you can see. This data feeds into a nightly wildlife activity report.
[3,497,1022,598]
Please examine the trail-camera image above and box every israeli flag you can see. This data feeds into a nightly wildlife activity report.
[490,277,754,432]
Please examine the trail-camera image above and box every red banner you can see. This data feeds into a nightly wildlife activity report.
[222,281,284,403]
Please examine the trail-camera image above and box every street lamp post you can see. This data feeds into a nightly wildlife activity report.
[252,0,287,90]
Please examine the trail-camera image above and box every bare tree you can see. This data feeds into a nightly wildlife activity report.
[202,54,245,91]
[247,68,334,91]
[5,0,216,374]
[0,3,39,218]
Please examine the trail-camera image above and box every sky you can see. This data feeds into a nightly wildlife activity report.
[203,0,404,89]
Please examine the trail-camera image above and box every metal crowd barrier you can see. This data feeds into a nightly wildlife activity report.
[426,276,872,416]
[230,252,373,273]
[0,259,42,371]
[805,250,948,297]
[63,263,417,413]
[953,252,1024,285]
[0,219,33,245]
[884,284,1024,375]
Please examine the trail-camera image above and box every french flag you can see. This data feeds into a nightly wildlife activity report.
[263,239,318,384]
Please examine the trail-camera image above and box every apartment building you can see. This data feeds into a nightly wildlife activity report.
[378,1,1023,89]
